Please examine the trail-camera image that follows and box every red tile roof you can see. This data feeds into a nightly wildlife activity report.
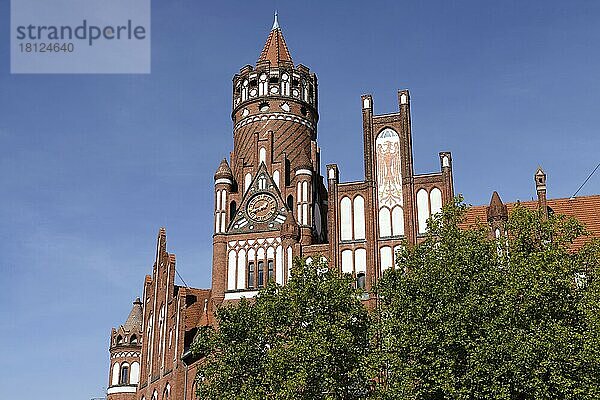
[258,23,293,66]
[463,195,600,250]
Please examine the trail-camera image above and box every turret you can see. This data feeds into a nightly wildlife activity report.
[439,151,454,201]
[230,12,318,191]
[487,191,508,239]
[294,150,313,243]
[280,211,300,283]
[535,166,547,219]
[107,298,143,400]
[214,158,234,234]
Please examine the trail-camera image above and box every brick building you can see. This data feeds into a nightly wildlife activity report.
[105,14,600,400]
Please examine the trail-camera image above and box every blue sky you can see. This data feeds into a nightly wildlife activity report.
[1,1,599,398]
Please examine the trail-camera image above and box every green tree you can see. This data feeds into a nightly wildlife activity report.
[192,257,371,400]
[371,198,600,399]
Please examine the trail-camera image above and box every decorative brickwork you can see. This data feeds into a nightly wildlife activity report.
[105,14,600,400]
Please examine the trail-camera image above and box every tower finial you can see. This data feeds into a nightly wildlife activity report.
[259,11,292,64]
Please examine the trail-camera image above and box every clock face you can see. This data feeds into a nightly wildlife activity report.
[246,193,277,222]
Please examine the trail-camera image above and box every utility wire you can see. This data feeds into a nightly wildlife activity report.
[571,161,600,198]
[176,269,189,288]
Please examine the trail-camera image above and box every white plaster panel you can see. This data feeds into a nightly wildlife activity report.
[430,188,442,216]
[237,249,247,289]
[379,207,391,238]
[353,196,366,240]
[108,387,137,394]
[244,173,252,192]
[215,178,232,185]
[341,249,353,274]
[111,362,120,386]
[340,197,352,240]
[259,147,266,163]
[355,248,367,274]
[380,246,393,272]
[224,290,259,300]
[302,204,308,225]
[417,189,430,234]
[267,247,275,260]
[275,245,283,285]
[130,362,140,385]
[286,246,292,278]
[302,181,308,202]
[228,250,237,291]
[392,206,404,236]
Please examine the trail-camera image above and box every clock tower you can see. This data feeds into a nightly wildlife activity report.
[211,13,328,304]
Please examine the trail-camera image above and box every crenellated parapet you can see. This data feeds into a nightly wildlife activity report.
[232,63,318,124]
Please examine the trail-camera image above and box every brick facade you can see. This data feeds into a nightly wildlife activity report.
[105,14,600,400]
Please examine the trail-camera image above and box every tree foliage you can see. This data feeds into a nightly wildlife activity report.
[192,258,370,399]
[193,199,600,399]
[372,199,600,399]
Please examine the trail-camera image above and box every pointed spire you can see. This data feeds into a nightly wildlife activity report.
[535,166,545,176]
[487,191,508,222]
[123,297,143,333]
[158,227,167,253]
[214,158,233,181]
[295,150,312,171]
[280,211,300,241]
[258,12,293,66]
[535,166,547,190]
[534,166,548,218]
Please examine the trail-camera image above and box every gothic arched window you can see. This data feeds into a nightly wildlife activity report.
[229,201,237,221]
[120,363,129,385]
[258,261,265,288]
[247,262,255,289]
[356,272,366,289]
[268,260,274,282]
